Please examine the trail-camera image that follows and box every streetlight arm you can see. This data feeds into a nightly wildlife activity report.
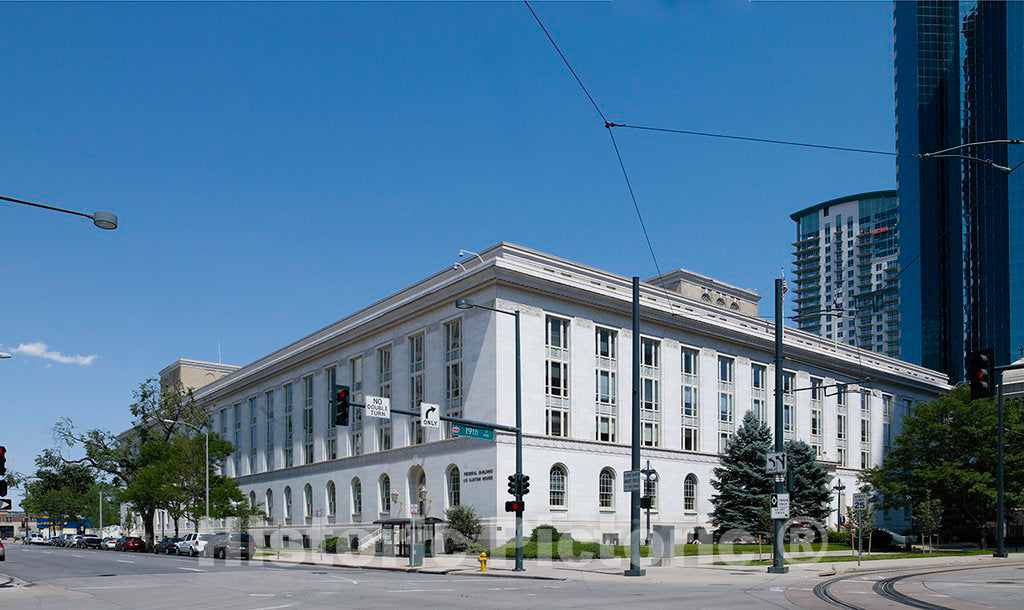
[1,194,118,229]
[918,153,1013,172]
[921,139,1022,157]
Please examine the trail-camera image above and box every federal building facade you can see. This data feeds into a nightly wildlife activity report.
[173,244,947,549]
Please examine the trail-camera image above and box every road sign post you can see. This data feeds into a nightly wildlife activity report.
[421,402,440,428]
[623,469,642,493]
[771,493,790,520]
[365,395,391,419]
[766,452,787,474]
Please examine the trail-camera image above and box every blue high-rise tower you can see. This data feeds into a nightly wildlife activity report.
[894,1,1024,381]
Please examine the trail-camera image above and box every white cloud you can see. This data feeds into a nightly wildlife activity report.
[8,342,97,366]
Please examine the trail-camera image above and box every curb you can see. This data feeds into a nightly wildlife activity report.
[260,558,420,573]
[445,569,567,581]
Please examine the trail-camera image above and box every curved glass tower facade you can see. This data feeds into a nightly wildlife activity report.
[894,0,1024,381]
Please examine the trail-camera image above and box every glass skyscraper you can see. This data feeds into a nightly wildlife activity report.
[894,1,1024,381]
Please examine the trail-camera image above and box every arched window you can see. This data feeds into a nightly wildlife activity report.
[284,486,293,522]
[379,475,391,514]
[598,468,615,509]
[249,491,256,507]
[447,465,461,507]
[303,483,313,522]
[326,481,337,518]
[351,478,362,517]
[716,297,726,306]
[265,489,274,523]
[684,474,697,512]
[701,293,712,302]
[549,465,567,507]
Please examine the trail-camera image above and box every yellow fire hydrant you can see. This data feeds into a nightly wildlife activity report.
[478,551,488,572]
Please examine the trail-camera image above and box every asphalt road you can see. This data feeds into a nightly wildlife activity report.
[0,544,798,609]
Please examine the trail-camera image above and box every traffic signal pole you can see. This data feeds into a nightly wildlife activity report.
[995,372,1006,558]
[625,277,645,577]
[514,310,524,572]
[769,279,788,574]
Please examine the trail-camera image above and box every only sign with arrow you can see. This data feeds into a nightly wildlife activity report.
[421,402,440,428]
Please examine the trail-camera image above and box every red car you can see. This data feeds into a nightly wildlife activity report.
[122,537,145,552]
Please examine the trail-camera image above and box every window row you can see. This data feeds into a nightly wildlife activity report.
[550,464,699,513]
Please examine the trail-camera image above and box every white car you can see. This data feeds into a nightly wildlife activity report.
[175,533,215,557]
[28,534,46,545]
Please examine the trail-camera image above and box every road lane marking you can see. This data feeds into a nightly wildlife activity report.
[117,559,134,563]
[179,567,204,572]
[386,588,458,593]
[251,605,295,610]
[250,594,274,597]
[71,554,83,558]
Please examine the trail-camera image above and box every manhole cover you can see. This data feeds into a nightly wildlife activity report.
[312,571,327,575]
[97,574,116,577]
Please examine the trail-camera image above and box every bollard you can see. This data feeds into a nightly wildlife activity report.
[478,551,488,572]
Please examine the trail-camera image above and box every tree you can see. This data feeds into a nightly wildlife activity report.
[21,458,98,535]
[710,411,773,540]
[785,440,832,527]
[916,493,943,552]
[846,501,875,555]
[49,379,210,550]
[443,505,482,552]
[860,386,1024,543]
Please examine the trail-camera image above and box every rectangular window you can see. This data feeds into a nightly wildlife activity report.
[444,318,463,439]
[751,364,767,422]
[219,408,227,474]
[325,366,337,460]
[782,372,795,434]
[837,413,847,440]
[284,383,294,468]
[303,375,314,464]
[410,334,425,445]
[595,328,617,443]
[718,431,733,453]
[682,426,699,451]
[860,450,870,469]
[810,378,822,440]
[377,348,392,448]
[718,356,734,424]
[837,446,846,467]
[641,421,659,447]
[249,397,258,473]
[233,402,241,474]
[265,390,275,470]
[545,316,570,437]
[860,418,870,444]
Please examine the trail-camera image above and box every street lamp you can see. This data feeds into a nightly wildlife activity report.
[163,419,209,524]
[1,194,118,230]
[640,460,659,546]
[918,139,1023,173]
[832,480,846,530]
[453,297,524,572]
[0,353,10,359]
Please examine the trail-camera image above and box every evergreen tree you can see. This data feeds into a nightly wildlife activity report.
[710,411,773,540]
[784,440,832,526]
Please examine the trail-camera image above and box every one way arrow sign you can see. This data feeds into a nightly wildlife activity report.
[0,499,11,511]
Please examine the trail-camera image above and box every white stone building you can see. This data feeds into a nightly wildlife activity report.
[173,243,947,550]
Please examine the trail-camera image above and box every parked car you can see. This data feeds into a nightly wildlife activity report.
[71,535,85,548]
[176,532,215,557]
[101,537,118,550]
[61,533,75,547]
[112,536,128,551]
[122,537,144,552]
[210,532,251,560]
[28,534,45,545]
[153,537,182,554]
[82,536,103,549]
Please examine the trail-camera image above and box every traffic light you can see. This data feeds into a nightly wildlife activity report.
[968,349,996,399]
[334,385,351,426]
[507,474,519,496]
[520,475,530,496]
[504,500,525,513]
[0,446,6,476]
[640,496,653,510]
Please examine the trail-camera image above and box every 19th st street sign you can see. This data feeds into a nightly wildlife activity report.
[451,423,494,440]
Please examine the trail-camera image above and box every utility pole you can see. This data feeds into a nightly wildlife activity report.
[625,277,645,576]
[768,279,788,574]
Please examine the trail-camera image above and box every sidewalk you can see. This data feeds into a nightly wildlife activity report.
[253,547,1023,582]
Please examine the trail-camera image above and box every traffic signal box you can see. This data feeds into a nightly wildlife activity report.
[968,349,996,399]
[332,385,351,426]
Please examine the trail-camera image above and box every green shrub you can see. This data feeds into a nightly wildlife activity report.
[319,536,350,554]
[464,542,486,554]
[530,524,561,542]
[444,505,483,552]
[828,530,852,545]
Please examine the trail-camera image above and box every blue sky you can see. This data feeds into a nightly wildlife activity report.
[0,1,897,509]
